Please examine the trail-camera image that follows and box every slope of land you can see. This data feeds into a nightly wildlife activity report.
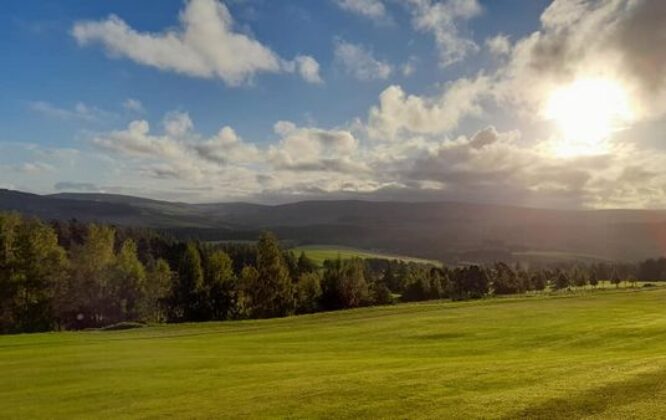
[4,189,666,261]
[2,288,666,418]
[292,245,441,266]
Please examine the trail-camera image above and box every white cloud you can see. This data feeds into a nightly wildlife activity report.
[123,98,145,113]
[29,101,109,122]
[495,0,666,120]
[366,76,490,140]
[485,34,511,56]
[269,121,365,173]
[290,55,324,84]
[334,41,392,81]
[404,0,482,67]
[72,0,321,85]
[334,0,391,23]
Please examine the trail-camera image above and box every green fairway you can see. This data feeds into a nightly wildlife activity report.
[292,244,440,266]
[3,288,666,418]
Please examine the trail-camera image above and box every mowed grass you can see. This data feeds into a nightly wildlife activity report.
[292,244,440,267]
[3,289,666,418]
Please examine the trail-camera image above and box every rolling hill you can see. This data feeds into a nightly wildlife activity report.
[2,188,666,262]
[3,288,666,418]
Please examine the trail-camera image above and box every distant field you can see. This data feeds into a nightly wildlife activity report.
[513,250,613,263]
[292,245,441,266]
[4,288,666,418]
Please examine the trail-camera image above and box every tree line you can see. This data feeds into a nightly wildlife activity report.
[0,212,657,334]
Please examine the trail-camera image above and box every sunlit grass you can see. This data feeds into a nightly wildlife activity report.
[2,288,666,418]
[292,244,441,267]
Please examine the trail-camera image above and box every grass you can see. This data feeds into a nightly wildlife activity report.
[513,250,613,263]
[292,244,440,267]
[3,288,666,418]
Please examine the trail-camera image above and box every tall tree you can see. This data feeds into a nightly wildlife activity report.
[249,232,294,318]
[111,239,147,323]
[63,224,116,328]
[173,242,205,321]
[205,250,236,320]
[145,258,173,322]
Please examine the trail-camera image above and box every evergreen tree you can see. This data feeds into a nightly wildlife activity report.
[250,232,294,318]
[611,269,622,288]
[294,272,323,314]
[589,270,599,288]
[145,258,173,322]
[297,251,317,274]
[205,250,236,320]
[321,258,370,309]
[553,271,570,290]
[174,242,205,321]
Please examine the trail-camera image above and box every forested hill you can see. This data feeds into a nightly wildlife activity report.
[3,189,666,262]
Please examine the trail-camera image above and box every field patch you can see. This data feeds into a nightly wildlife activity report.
[291,244,440,266]
[3,288,666,418]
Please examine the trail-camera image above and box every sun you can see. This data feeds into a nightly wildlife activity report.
[544,78,634,157]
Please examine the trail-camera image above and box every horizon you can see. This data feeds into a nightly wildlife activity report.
[5,186,666,213]
[2,1,665,209]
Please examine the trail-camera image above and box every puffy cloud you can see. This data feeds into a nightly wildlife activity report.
[485,34,511,56]
[366,76,490,140]
[92,111,259,182]
[72,0,321,85]
[404,0,482,67]
[283,55,323,84]
[496,0,666,120]
[269,121,365,173]
[334,41,393,81]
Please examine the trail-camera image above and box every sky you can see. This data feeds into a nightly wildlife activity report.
[1,0,665,208]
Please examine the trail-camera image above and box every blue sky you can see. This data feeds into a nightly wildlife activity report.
[1,0,665,208]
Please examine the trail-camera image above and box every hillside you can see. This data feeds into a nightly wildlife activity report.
[2,288,666,418]
[3,189,666,262]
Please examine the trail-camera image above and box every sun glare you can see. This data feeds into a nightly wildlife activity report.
[544,78,634,157]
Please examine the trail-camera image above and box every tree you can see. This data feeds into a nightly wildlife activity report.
[236,265,259,319]
[321,258,370,309]
[173,242,205,321]
[492,262,520,295]
[553,271,570,290]
[589,270,599,288]
[248,232,294,318]
[205,250,236,320]
[450,265,489,300]
[145,258,173,322]
[572,267,588,289]
[62,224,116,328]
[110,239,147,323]
[611,269,622,288]
[530,271,547,291]
[5,217,68,332]
[294,272,322,314]
[0,213,22,331]
[297,251,317,274]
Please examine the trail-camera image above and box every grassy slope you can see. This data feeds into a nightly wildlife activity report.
[292,245,440,266]
[3,289,666,418]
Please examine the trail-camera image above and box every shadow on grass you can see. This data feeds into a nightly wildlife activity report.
[505,366,666,419]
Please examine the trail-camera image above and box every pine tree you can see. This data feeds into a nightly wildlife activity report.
[251,232,294,318]
[175,242,205,321]
[205,250,236,320]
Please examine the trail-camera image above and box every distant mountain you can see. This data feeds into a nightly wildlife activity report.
[3,189,666,262]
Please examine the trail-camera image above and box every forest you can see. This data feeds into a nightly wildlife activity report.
[0,211,659,334]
